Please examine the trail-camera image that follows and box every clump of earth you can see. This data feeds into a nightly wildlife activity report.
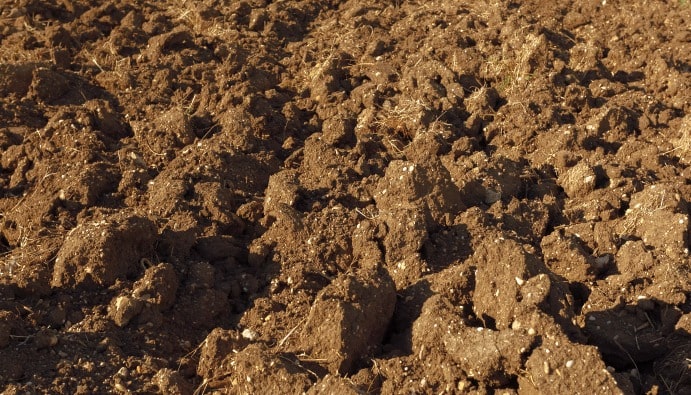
[1,0,690,393]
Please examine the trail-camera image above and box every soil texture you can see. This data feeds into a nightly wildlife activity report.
[1,0,690,394]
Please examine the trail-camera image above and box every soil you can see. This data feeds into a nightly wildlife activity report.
[0,0,690,394]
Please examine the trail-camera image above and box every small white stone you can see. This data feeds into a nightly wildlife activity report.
[565,360,575,368]
[241,328,257,340]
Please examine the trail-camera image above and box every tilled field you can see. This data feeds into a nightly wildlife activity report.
[0,0,690,393]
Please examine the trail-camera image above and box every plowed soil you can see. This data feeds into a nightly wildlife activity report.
[1,0,690,394]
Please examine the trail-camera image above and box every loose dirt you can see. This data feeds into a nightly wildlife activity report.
[1,0,690,394]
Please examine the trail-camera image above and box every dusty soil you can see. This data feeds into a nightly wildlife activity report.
[1,0,690,393]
